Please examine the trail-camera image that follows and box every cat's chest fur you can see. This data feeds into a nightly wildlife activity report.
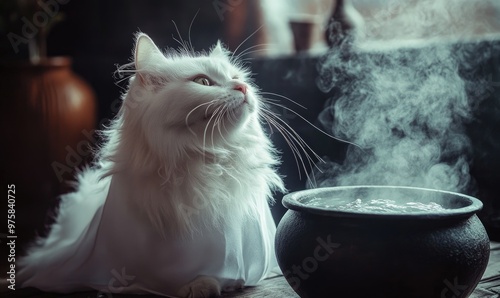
[115,140,275,238]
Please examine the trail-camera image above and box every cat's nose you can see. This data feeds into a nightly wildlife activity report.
[233,84,247,94]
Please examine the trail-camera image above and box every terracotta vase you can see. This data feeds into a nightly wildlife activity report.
[0,57,96,249]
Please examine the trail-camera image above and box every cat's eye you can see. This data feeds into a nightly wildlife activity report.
[193,76,212,86]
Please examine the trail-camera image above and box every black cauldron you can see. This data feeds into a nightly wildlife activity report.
[275,185,490,298]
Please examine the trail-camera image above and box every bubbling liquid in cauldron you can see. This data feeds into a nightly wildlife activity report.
[307,197,446,213]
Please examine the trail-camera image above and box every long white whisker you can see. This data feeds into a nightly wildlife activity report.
[116,69,137,74]
[171,36,186,52]
[220,107,235,148]
[262,107,326,184]
[211,106,227,148]
[203,106,223,159]
[220,108,232,142]
[264,115,303,178]
[115,75,134,85]
[225,105,238,127]
[236,51,275,63]
[204,101,217,117]
[210,110,219,151]
[231,24,264,61]
[188,9,200,53]
[237,48,271,59]
[172,20,189,52]
[214,107,225,146]
[269,110,324,163]
[260,93,307,109]
[234,43,273,60]
[261,113,274,135]
[186,100,217,135]
[309,165,318,188]
[262,112,306,181]
[230,109,239,126]
[263,99,363,150]
[217,107,233,147]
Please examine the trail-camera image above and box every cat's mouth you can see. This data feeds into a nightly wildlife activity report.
[230,98,248,110]
[225,99,248,116]
[183,99,249,132]
[201,99,248,121]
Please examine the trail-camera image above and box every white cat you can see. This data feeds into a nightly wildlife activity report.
[17,33,285,297]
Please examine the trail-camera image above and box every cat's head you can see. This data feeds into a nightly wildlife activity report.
[121,33,261,158]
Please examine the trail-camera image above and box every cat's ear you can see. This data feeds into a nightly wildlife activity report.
[210,40,227,57]
[134,33,167,88]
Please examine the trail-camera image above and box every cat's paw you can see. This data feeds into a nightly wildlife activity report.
[177,276,221,298]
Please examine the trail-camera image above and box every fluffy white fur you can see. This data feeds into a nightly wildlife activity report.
[17,33,284,297]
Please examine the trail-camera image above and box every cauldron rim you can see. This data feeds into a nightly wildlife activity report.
[282,185,483,220]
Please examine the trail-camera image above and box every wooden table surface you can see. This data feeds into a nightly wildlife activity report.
[5,242,499,298]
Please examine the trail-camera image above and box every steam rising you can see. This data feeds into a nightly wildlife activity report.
[313,0,500,194]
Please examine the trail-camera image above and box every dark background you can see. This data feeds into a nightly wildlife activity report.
[2,0,229,127]
[0,0,499,252]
